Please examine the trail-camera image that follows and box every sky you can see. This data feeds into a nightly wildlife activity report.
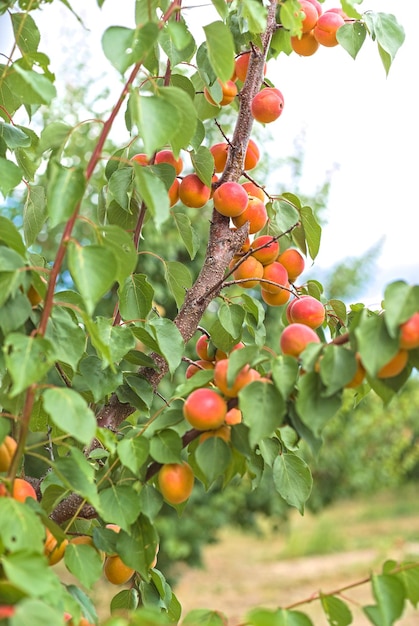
[1,0,417,306]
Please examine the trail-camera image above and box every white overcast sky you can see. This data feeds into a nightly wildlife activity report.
[1,0,417,305]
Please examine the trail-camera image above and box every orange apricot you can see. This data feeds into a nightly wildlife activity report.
[241,181,265,202]
[225,407,242,425]
[168,177,180,207]
[158,462,194,505]
[154,149,183,175]
[232,197,268,234]
[251,236,280,265]
[345,353,366,389]
[44,527,68,566]
[276,248,305,283]
[377,349,409,379]
[204,79,238,106]
[210,142,229,173]
[199,424,231,444]
[214,359,261,398]
[291,30,320,56]
[0,435,17,472]
[231,255,264,289]
[399,312,419,350]
[244,138,260,171]
[234,51,267,83]
[131,153,149,166]
[287,294,325,329]
[313,11,345,47]
[103,555,135,585]
[280,323,320,358]
[262,261,289,294]
[183,388,227,430]
[298,0,319,33]
[251,88,284,124]
[185,359,215,379]
[261,286,291,307]
[179,174,211,208]
[213,181,249,218]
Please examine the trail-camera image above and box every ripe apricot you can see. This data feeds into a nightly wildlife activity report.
[210,142,229,173]
[183,388,227,430]
[287,295,325,329]
[377,349,408,379]
[213,181,249,218]
[231,255,264,289]
[44,527,68,566]
[262,261,289,294]
[244,138,260,170]
[5,477,37,502]
[185,359,215,379]
[234,51,267,83]
[0,435,17,472]
[131,153,149,166]
[199,424,231,444]
[204,79,238,106]
[168,177,180,207]
[280,323,320,357]
[214,359,261,397]
[345,353,366,389]
[313,11,345,47]
[196,334,215,361]
[251,88,284,124]
[291,30,320,57]
[305,0,322,16]
[154,149,183,175]
[298,0,319,33]
[103,555,135,585]
[232,197,268,234]
[179,174,211,208]
[0,606,15,618]
[241,181,265,202]
[261,286,291,307]
[251,236,280,265]
[277,248,305,282]
[399,312,419,350]
[158,462,194,505]
[225,407,242,425]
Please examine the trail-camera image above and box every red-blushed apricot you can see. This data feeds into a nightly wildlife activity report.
[44,527,68,566]
[195,334,215,361]
[262,261,289,294]
[241,181,265,202]
[298,0,319,33]
[103,555,135,585]
[234,51,267,83]
[232,197,268,234]
[199,424,231,444]
[231,256,264,289]
[168,177,180,207]
[131,153,149,166]
[158,462,194,505]
[225,407,242,425]
[305,0,322,16]
[326,7,349,19]
[0,607,15,619]
[214,359,261,398]
[185,359,215,379]
[251,88,284,124]
[210,142,229,173]
[277,248,305,283]
[0,477,37,502]
[179,174,211,208]
[280,323,320,357]
[183,388,227,430]
[399,312,419,350]
[313,11,345,47]
[204,79,238,106]
[213,181,249,218]
[154,149,183,175]
[261,286,291,307]
[345,353,366,389]
[288,294,325,329]
[377,349,409,379]
[291,30,320,56]
[251,236,280,265]
[0,435,17,472]
[244,138,260,171]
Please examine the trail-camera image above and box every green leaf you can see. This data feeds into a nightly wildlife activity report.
[117,514,159,580]
[4,334,55,396]
[43,387,97,445]
[164,260,192,309]
[190,146,214,188]
[363,12,405,75]
[67,242,118,315]
[271,355,299,401]
[102,22,160,74]
[218,302,245,339]
[0,157,22,196]
[45,306,86,371]
[12,599,65,626]
[203,21,235,83]
[158,86,198,156]
[363,574,405,626]
[247,606,314,626]
[38,121,72,154]
[0,290,32,334]
[117,434,150,474]
[319,345,358,396]
[296,372,341,437]
[355,312,399,377]
[118,274,155,322]
[273,452,312,514]
[111,589,140,613]
[172,211,200,260]
[95,317,136,363]
[240,0,269,34]
[269,200,300,235]
[107,166,134,211]
[300,205,321,260]
[124,373,154,411]
[2,552,60,597]
[64,543,103,589]
[0,216,26,256]
[98,485,142,531]
[183,608,229,626]
[52,447,99,508]
[397,562,419,607]
[0,120,31,148]
[133,162,171,229]
[10,63,56,105]
[320,594,353,626]
[0,499,45,553]
[383,280,419,337]
[74,356,123,402]
[337,22,367,59]
[150,317,185,375]
[46,163,86,228]
[130,91,180,158]
[195,437,232,487]
[239,381,285,447]
[11,12,40,54]
[149,430,183,464]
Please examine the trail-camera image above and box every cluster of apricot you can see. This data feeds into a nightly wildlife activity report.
[290,0,348,57]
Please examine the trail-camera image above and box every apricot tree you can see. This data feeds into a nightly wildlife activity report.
[0,0,417,625]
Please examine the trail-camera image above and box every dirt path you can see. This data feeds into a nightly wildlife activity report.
[174,530,419,625]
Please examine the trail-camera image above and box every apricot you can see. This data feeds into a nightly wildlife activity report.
[345,353,366,389]
[262,261,289,294]
[183,388,227,430]
[103,555,135,585]
[179,173,211,208]
[377,349,409,379]
[0,435,17,472]
[204,79,238,106]
[70,534,105,561]
[399,312,419,350]
[280,323,320,358]
[287,295,325,329]
[241,181,265,202]
[305,0,322,16]
[0,606,15,618]
[244,138,260,171]
[199,424,231,444]
[276,248,305,283]
[168,177,180,207]
[214,359,261,398]
[225,407,242,425]
[210,142,229,173]
[251,88,284,124]
[231,255,264,289]
[154,149,183,175]
[261,286,291,307]
[158,462,194,505]
[44,527,68,566]
[185,359,215,379]
[291,30,320,57]
[298,0,319,33]
[213,181,249,218]
[234,51,267,83]
[313,12,345,47]
[131,153,149,166]
[232,197,268,234]
[195,334,215,361]
[251,236,280,265]
[0,477,38,502]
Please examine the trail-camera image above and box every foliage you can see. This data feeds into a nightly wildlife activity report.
[0,0,417,625]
